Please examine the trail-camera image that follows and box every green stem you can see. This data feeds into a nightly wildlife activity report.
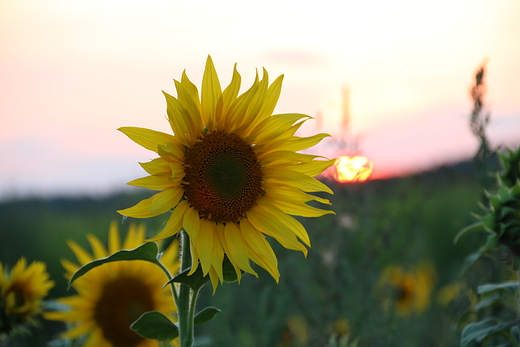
[179,230,194,347]
[156,257,178,304]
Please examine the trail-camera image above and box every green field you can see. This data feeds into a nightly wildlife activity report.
[0,161,489,346]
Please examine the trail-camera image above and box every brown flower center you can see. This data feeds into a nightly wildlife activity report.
[183,130,263,223]
[93,276,155,347]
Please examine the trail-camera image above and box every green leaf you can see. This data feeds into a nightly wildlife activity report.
[167,265,209,292]
[461,318,517,347]
[460,251,485,275]
[474,292,500,311]
[478,281,520,295]
[130,311,179,341]
[194,307,221,326]
[165,255,241,291]
[68,242,160,289]
[455,222,486,244]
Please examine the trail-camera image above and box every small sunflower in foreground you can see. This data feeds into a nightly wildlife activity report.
[45,222,180,347]
[118,56,335,289]
[379,262,435,316]
[0,258,54,335]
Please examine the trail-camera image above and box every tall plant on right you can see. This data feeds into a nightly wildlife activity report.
[456,64,520,346]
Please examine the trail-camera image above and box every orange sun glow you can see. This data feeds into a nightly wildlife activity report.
[332,156,374,183]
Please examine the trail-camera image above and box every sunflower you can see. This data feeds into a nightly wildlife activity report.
[0,258,54,328]
[379,262,435,316]
[118,56,334,289]
[45,222,180,347]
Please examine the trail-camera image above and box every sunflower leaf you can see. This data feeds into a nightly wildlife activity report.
[130,311,179,341]
[167,265,209,291]
[461,318,517,347]
[194,307,221,326]
[68,242,160,290]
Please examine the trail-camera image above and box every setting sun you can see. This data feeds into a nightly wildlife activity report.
[332,155,374,183]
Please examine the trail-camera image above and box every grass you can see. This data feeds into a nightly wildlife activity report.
[0,160,487,346]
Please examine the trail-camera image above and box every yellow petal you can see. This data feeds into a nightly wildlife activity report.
[270,198,335,218]
[254,118,307,154]
[168,162,185,181]
[150,187,183,215]
[123,224,144,249]
[66,240,93,265]
[263,168,334,195]
[209,228,224,283]
[208,267,220,294]
[181,70,201,110]
[69,324,99,341]
[82,328,105,347]
[86,234,107,259]
[239,219,280,281]
[61,258,79,277]
[108,221,121,254]
[258,150,321,166]
[118,127,176,153]
[215,223,241,280]
[223,222,257,277]
[247,205,307,255]
[277,133,331,152]
[235,69,269,133]
[288,159,336,177]
[127,174,176,191]
[174,79,202,131]
[219,63,241,127]
[201,55,222,130]
[263,184,331,205]
[249,113,310,144]
[259,200,311,247]
[147,200,189,242]
[225,72,259,131]
[252,74,284,128]
[139,158,172,176]
[117,195,161,218]
[188,240,200,276]
[182,206,201,244]
[163,91,199,147]
[194,218,218,276]
[158,142,185,163]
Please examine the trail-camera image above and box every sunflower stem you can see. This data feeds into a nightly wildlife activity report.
[179,230,194,347]
[158,257,178,305]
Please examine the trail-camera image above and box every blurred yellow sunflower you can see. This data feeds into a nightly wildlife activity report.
[45,222,180,347]
[0,258,54,324]
[118,56,335,289]
[379,262,435,316]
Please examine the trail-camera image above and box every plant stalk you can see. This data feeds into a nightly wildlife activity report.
[178,230,194,347]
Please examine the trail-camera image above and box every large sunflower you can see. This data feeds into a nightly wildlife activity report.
[118,56,334,289]
[45,222,179,347]
[0,258,54,326]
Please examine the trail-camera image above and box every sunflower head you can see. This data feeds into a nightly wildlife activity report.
[118,56,335,290]
[379,262,435,316]
[0,258,54,336]
[478,180,520,256]
[498,146,520,187]
[45,222,180,347]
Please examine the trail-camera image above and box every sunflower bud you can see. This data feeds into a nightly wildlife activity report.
[484,180,520,256]
[498,146,520,187]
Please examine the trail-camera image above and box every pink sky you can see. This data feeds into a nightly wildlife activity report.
[1,0,519,198]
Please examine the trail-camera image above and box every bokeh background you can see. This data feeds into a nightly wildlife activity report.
[1,0,519,346]
[1,0,519,197]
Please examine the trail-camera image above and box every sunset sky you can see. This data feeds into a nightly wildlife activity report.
[1,0,519,198]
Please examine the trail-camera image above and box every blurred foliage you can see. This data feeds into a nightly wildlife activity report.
[0,161,486,346]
